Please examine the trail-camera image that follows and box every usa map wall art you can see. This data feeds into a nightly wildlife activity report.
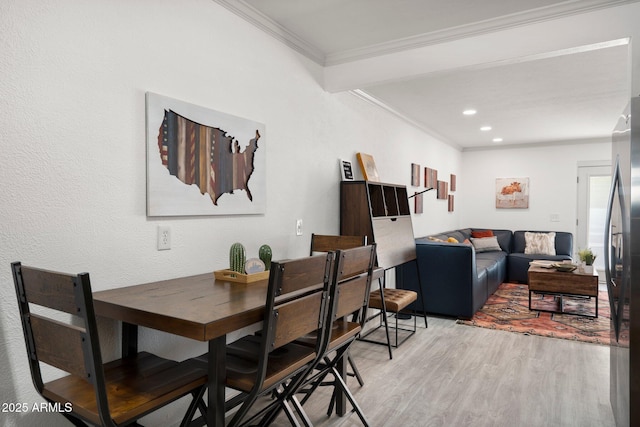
[146,92,266,216]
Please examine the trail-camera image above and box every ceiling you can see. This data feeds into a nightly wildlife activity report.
[214,0,634,150]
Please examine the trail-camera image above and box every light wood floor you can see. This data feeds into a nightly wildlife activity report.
[269,316,615,427]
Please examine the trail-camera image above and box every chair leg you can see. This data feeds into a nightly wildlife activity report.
[331,367,370,427]
[228,390,260,427]
[62,413,89,427]
[347,352,364,386]
[414,258,428,328]
[179,385,207,427]
[377,276,393,359]
[278,399,303,427]
[288,395,313,427]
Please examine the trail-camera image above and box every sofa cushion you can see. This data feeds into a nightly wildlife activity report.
[471,236,502,252]
[513,230,573,256]
[428,230,468,245]
[524,231,556,255]
[473,229,512,252]
[471,229,494,238]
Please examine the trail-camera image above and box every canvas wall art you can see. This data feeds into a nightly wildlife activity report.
[437,180,448,200]
[146,92,266,216]
[357,152,380,182]
[414,192,423,214]
[411,163,420,186]
[425,167,437,189]
[496,177,529,209]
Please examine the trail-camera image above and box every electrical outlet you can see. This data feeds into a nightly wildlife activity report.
[157,226,171,250]
[296,219,303,236]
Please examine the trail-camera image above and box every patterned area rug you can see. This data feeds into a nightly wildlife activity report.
[456,282,610,344]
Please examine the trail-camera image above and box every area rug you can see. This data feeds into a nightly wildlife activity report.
[456,282,610,344]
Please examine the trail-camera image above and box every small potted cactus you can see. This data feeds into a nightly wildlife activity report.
[229,242,246,273]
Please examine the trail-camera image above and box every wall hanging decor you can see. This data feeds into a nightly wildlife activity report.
[356,152,380,182]
[340,159,354,180]
[496,177,529,209]
[450,174,457,192]
[411,163,420,186]
[448,195,455,212]
[146,92,266,216]
[414,192,424,214]
[425,167,437,189]
[437,180,448,200]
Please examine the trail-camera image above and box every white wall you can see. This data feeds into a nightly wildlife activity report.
[459,141,612,236]
[0,1,461,425]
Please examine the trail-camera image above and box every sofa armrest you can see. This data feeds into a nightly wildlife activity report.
[397,241,479,318]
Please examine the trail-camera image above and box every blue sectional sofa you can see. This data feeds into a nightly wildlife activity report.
[396,228,573,319]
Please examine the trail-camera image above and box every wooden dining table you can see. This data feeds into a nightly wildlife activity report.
[93,272,268,427]
[92,271,351,426]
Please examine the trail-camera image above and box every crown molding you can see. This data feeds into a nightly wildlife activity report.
[350,90,462,151]
[213,0,639,68]
[211,0,325,64]
[325,0,638,65]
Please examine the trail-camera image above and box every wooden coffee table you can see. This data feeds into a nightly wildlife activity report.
[528,264,599,318]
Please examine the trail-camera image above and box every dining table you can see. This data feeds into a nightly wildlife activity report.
[92,271,351,426]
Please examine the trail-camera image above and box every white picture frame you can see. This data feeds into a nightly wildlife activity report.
[340,159,354,181]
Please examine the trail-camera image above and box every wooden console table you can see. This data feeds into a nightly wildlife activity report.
[528,265,599,317]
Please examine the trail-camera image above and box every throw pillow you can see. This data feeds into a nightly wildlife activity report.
[524,232,556,255]
[447,237,459,243]
[471,230,494,238]
[470,236,502,252]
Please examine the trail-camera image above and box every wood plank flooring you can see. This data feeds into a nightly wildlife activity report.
[270,316,615,427]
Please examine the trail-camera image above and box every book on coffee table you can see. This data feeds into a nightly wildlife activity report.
[529,260,556,268]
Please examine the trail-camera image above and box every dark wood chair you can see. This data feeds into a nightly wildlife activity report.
[312,234,427,360]
[309,233,368,386]
[297,244,377,426]
[196,253,336,427]
[310,233,367,255]
[11,262,207,427]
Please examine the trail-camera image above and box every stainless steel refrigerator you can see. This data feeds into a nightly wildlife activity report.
[605,96,640,426]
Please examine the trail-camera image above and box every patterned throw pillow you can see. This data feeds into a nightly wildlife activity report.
[524,232,556,255]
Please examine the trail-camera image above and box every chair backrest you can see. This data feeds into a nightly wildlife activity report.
[330,244,377,327]
[309,234,367,255]
[11,262,111,423]
[256,253,335,382]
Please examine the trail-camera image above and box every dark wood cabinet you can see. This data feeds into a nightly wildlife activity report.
[340,181,417,269]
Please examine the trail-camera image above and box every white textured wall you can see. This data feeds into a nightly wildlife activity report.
[0,1,460,425]
[459,141,612,235]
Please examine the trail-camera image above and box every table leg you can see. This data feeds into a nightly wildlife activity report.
[122,322,138,358]
[208,336,226,427]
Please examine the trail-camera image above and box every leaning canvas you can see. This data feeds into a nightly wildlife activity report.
[146,92,266,216]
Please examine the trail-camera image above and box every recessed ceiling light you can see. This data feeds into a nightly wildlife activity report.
[493,138,503,143]
[480,126,492,131]
[463,109,477,116]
